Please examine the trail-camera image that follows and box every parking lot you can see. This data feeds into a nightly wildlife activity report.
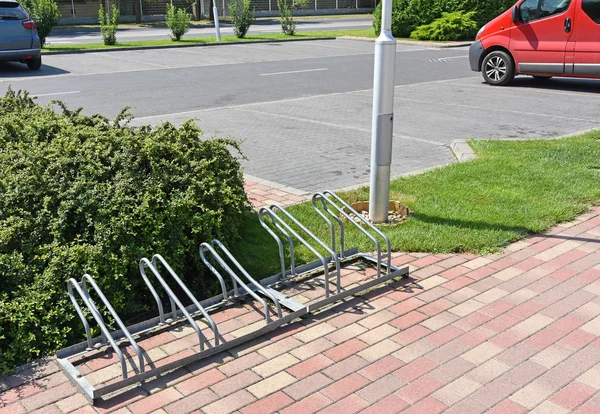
[1,39,599,192]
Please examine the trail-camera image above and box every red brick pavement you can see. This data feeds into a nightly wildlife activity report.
[2,206,600,414]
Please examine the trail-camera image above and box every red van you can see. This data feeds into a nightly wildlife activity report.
[469,0,600,85]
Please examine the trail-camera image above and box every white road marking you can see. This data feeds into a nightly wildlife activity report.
[260,68,329,76]
[33,90,80,97]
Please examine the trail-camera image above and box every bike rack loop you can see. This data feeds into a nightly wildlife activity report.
[210,240,283,320]
[199,242,280,324]
[313,191,394,278]
[139,258,209,351]
[151,254,220,346]
[67,277,136,379]
[259,205,341,297]
[81,274,145,376]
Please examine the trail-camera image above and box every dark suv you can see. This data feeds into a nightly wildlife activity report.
[0,0,41,70]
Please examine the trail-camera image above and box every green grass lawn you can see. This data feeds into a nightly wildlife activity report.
[43,29,376,53]
[233,131,600,278]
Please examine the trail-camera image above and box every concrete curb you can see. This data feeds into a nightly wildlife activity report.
[43,37,336,55]
[450,139,477,162]
[339,36,472,48]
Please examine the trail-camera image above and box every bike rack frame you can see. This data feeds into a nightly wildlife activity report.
[57,191,409,403]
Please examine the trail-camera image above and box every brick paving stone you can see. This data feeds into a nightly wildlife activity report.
[458,326,496,347]
[320,373,370,401]
[218,353,266,377]
[429,357,475,384]
[280,393,331,414]
[202,390,256,414]
[550,381,597,411]
[20,382,77,412]
[425,325,464,346]
[391,324,431,346]
[393,357,438,382]
[127,388,182,414]
[282,372,333,400]
[443,397,488,414]
[286,355,334,379]
[402,397,447,414]
[425,340,470,365]
[355,374,405,404]
[176,369,227,396]
[357,324,397,345]
[357,356,404,381]
[325,323,368,344]
[317,394,369,414]
[323,339,368,362]
[289,338,335,360]
[240,391,293,414]
[392,338,437,363]
[396,375,444,404]
[321,355,369,380]
[510,380,556,409]
[247,372,295,399]
[164,389,218,414]
[252,354,299,378]
[211,370,261,397]
[55,393,89,413]
[487,399,528,414]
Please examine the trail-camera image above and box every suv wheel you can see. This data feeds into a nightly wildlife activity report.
[482,51,515,86]
[27,57,42,70]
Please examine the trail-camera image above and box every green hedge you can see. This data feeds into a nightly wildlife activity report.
[411,11,479,41]
[373,0,514,39]
[0,90,250,372]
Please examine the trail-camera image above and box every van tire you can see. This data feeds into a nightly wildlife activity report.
[27,57,42,70]
[482,51,515,86]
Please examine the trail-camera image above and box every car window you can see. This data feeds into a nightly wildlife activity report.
[582,0,600,23]
[0,2,28,20]
[519,0,572,23]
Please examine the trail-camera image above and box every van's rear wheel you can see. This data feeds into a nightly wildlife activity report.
[482,51,514,86]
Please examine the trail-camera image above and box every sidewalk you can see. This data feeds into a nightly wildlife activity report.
[1,205,599,414]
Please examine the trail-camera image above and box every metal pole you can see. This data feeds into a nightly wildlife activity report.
[213,2,221,41]
[368,0,396,223]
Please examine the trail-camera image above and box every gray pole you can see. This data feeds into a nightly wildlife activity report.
[368,0,396,223]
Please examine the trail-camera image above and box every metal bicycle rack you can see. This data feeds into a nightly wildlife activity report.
[57,191,409,403]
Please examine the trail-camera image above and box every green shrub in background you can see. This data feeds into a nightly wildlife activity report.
[21,0,60,47]
[166,4,191,41]
[410,11,478,41]
[0,89,249,372]
[277,0,308,35]
[99,4,119,45]
[229,0,254,39]
[373,0,513,39]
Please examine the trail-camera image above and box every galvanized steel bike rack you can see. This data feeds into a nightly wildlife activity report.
[57,191,409,403]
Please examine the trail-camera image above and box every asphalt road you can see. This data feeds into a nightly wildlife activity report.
[46,17,373,44]
[1,39,599,192]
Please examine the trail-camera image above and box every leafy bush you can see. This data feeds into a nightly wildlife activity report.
[277,0,307,35]
[166,4,191,41]
[21,0,60,47]
[0,89,249,372]
[99,4,119,45]
[229,0,254,39]
[410,11,478,41]
[460,0,515,27]
[373,0,513,38]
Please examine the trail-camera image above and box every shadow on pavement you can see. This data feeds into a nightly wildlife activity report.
[0,62,69,78]
[506,77,600,94]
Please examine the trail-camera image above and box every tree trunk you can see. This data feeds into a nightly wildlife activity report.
[134,0,141,23]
